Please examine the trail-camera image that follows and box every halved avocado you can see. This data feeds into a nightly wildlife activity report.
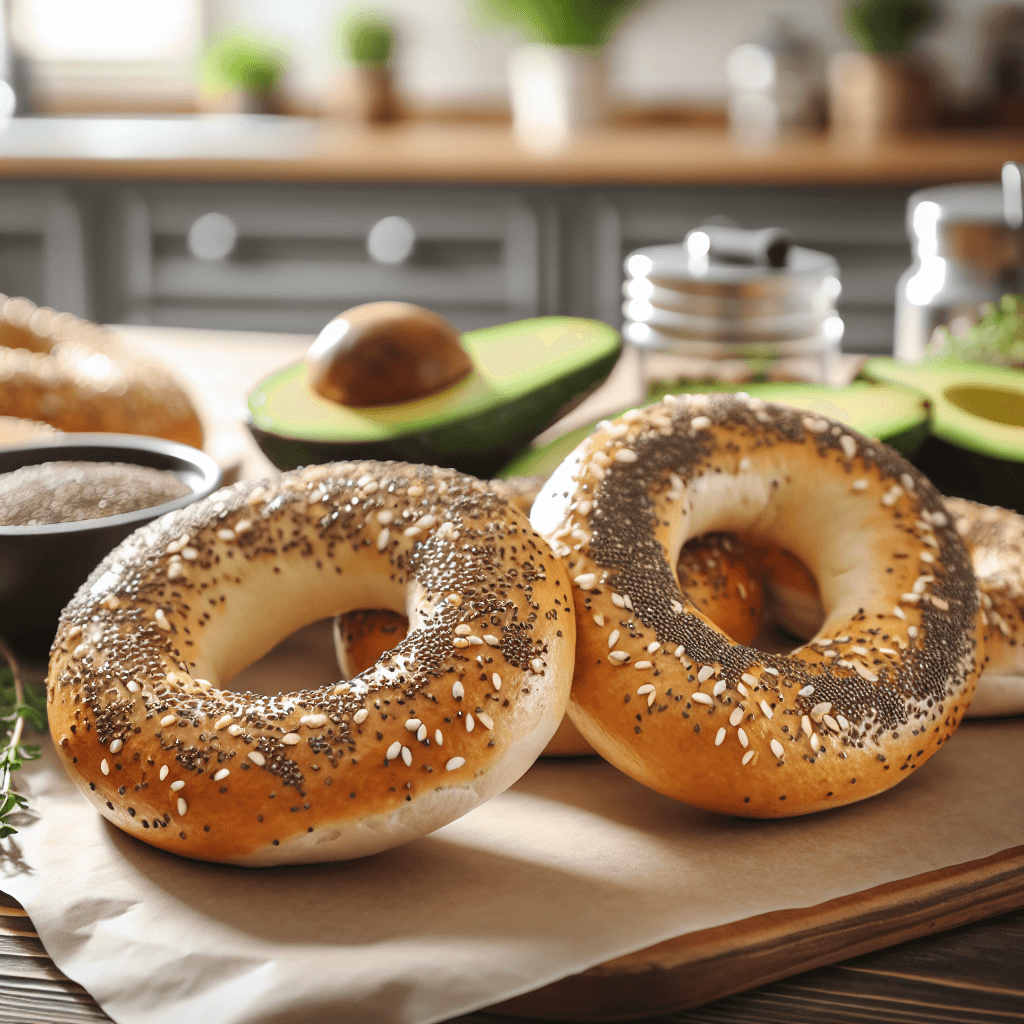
[863,358,1024,511]
[498,380,929,482]
[246,317,621,478]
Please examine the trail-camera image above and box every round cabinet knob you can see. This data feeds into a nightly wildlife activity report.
[366,215,416,265]
[187,212,238,261]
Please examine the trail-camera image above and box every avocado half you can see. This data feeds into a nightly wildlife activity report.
[864,358,1024,512]
[246,317,621,478]
[499,380,929,482]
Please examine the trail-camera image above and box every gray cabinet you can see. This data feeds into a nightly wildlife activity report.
[0,180,916,353]
[0,184,89,317]
[107,184,551,335]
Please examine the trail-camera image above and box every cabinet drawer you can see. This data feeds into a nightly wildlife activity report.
[111,185,543,334]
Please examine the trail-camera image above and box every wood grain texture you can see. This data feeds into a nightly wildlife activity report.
[0,119,1021,185]
[488,846,1024,1020]
[2,850,1020,1024]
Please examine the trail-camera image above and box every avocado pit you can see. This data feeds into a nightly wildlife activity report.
[306,302,473,407]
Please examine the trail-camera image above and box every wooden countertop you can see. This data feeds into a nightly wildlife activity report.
[0,116,1021,185]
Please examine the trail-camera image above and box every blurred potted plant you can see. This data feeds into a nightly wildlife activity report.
[324,7,399,122]
[828,0,939,138]
[201,31,289,115]
[478,0,642,150]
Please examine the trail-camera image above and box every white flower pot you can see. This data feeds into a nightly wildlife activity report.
[508,43,608,152]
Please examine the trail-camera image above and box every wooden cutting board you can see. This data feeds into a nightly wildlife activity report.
[2,848,1021,1024]
[489,845,1024,1020]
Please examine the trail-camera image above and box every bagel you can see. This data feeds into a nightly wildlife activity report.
[47,461,575,866]
[734,499,1024,718]
[330,474,593,758]
[676,533,763,646]
[0,295,203,448]
[0,414,59,447]
[331,532,764,759]
[531,393,982,817]
[331,480,762,758]
[330,607,594,758]
[938,497,1024,716]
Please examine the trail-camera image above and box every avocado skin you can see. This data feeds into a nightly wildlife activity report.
[911,436,1024,513]
[882,419,931,459]
[862,358,1024,512]
[247,346,620,478]
[499,383,930,481]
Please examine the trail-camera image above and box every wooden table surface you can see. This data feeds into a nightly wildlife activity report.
[2,325,1021,1023]
[1,893,1021,1023]
[0,116,1021,185]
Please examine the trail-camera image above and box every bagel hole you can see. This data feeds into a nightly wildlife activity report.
[681,533,823,654]
[227,618,341,696]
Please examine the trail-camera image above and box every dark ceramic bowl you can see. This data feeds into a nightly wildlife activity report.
[0,435,222,658]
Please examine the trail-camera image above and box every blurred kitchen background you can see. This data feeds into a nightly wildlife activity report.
[0,0,1021,356]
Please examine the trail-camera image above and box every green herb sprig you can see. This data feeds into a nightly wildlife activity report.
[928,294,1024,366]
[0,639,46,840]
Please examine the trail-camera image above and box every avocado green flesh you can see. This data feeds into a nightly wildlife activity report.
[863,358,1024,463]
[498,380,929,482]
[864,358,1024,512]
[247,317,621,475]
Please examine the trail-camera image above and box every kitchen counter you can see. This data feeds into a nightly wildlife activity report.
[0,115,1021,185]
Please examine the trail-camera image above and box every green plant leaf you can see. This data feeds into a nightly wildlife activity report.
[204,31,289,96]
[0,658,46,842]
[928,294,1024,365]
[340,8,396,68]
[844,0,936,54]
[477,0,641,47]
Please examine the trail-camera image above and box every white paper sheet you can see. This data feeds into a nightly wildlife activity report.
[1,710,1021,1024]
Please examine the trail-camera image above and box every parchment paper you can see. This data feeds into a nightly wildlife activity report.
[2,627,1022,1024]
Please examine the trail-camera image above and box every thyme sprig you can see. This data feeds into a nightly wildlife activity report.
[0,638,46,839]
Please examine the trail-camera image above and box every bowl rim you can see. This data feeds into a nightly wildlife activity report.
[0,433,223,537]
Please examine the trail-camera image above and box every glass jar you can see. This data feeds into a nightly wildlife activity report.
[894,163,1024,361]
[622,238,843,390]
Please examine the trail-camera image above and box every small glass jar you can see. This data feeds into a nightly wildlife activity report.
[894,164,1024,362]
[622,239,843,390]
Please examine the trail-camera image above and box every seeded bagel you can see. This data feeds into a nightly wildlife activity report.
[48,461,575,865]
[0,295,203,448]
[532,393,982,817]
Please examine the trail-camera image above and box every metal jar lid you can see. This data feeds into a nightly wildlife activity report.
[625,243,840,302]
[908,163,1023,230]
[906,163,1024,268]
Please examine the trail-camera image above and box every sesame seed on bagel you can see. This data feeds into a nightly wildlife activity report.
[945,496,1024,717]
[531,392,982,817]
[329,474,593,758]
[47,461,575,866]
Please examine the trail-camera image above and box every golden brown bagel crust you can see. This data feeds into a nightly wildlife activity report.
[0,295,203,448]
[334,609,409,681]
[47,461,575,866]
[330,469,594,757]
[332,608,595,757]
[749,497,1024,717]
[945,496,1024,716]
[531,393,981,818]
[676,533,763,646]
